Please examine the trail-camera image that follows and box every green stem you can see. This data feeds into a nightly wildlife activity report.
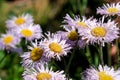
[86,45,91,64]
[0,53,6,65]
[116,39,119,66]
[99,45,104,66]
[51,59,61,70]
[107,43,111,66]
[65,48,76,74]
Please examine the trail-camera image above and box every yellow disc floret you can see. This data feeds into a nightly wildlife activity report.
[21,29,33,37]
[67,31,78,41]
[77,22,87,27]
[36,72,52,80]
[3,36,13,44]
[99,72,113,80]
[91,26,107,37]
[30,47,43,61]
[15,17,25,25]
[49,42,62,53]
[107,7,119,14]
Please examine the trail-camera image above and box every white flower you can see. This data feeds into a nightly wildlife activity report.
[82,65,120,80]
[42,32,71,60]
[17,24,42,41]
[64,26,78,41]
[63,14,97,30]
[0,31,21,50]
[79,16,119,46]
[97,2,120,16]
[23,64,66,80]
[58,25,79,47]
[6,13,34,29]
[21,40,50,68]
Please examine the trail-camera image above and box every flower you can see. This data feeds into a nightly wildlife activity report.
[63,14,97,30]
[23,64,66,80]
[97,2,120,16]
[6,13,34,29]
[57,25,79,47]
[79,16,119,46]
[42,32,71,60]
[0,30,20,50]
[82,65,120,80]
[21,40,50,68]
[17,24,42,41]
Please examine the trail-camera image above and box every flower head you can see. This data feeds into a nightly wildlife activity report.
[17,24,42,41]
[6,13,34,29]
[21,40,50,68]
[63,14,97,30]
[0,31,20,50]
[23,64,66,80]
[79,16,119,46]
[42,32,71,60]
[82,65,120,80]
[97,2,120,16]
[62,25,79,45]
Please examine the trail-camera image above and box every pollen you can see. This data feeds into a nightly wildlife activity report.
[107,7,119,14]
[99,72,113,80]
[30,47,43,61]
[77,22,87,27]
[91,26,107,37]
[36,72,52,80]
[3,36,13,44]
[67,31,78,41]
[21,29,33,37]
[49,42,62,53]
[15,17,25,25]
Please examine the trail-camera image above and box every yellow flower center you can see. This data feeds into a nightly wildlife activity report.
[107,7,119,14]
[49,42,62,53]
[3,36,13,44]
[36,72,52,80]
[77,22,87,27]
[99,72,113,80]
[67,31,78,41]
[91,27,106,37]
[30,47,43,61]
[21,29,33,37]
[15,17,25,25]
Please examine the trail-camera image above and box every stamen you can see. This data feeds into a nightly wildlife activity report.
[49,42,62,53]
[15,17,25,25]
[91,27,106,37]
[30,47,43,61]
[36,72,51,80]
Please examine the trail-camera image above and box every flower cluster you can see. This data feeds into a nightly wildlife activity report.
[0,13,73,80]
[0,2,120,80]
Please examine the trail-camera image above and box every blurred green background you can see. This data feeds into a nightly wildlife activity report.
[0,0,118,80]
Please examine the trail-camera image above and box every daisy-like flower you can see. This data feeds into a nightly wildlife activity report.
[63,26,78,41]
[82,65,120,80]
[6,13,34,29]
[23,64,67,80]
[21,40,50,68]
[63,14,97,30]
[0,30,21,50]
[57,25,79,47]
[79,16,119,46]
[42,32,71,60]
[97,2,120,16]
[56,30,86,48]
[17,24,42,41]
